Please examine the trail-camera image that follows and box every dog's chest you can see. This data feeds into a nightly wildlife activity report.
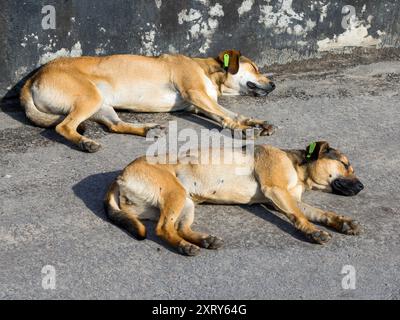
[202,75,219,101]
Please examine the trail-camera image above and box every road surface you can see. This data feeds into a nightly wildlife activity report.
[1,55,399,299]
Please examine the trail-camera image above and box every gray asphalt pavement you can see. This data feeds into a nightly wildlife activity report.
[1,56,399,299]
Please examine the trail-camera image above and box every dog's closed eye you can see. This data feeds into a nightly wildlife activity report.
[340,161,350,170]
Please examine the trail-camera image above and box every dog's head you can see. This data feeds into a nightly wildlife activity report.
[216,50,275,97]
[305,141,364,196]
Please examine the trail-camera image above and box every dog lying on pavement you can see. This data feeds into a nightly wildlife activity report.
[105,141,364,256]
[20,49,275,152]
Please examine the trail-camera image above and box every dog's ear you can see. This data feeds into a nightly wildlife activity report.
[305,141,330,161]
[216,49,241,74]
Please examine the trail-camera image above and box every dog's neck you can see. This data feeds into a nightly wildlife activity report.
[192,57,227,94]
[284,149,315,190]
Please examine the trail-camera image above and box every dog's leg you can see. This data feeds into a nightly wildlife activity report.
[105,182,147,239]
[298,202,361,235]
[184,91,275,136]
[184,90,251,131]
[156,188,201,256]
[189,108,275,138]
[93,105,163,137]
[263,187,332,244]
[214,105,276,136]
[55,87,103,153]
[240,118,276,136]
[176,198,224,249]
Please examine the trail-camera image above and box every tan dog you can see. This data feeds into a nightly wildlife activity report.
[20,50,275,152]
[105,141,364,256]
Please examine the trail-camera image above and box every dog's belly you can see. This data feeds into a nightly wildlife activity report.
[110,83,189,112]
[177,166,266,205]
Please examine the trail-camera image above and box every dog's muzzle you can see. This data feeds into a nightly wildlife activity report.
[331,177,364,196]
[247,81,275,97]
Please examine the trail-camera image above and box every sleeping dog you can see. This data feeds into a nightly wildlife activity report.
[105,141,364,256]
[20,49,275,152]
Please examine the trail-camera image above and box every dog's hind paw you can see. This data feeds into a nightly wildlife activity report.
[146,124,166,138]
[79,139,101,153]
[201,235,224,249]
[308,230,332,244]
[178,242,201,256]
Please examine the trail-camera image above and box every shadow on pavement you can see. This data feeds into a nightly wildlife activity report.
[72,170,182,254]
[242,204,313,243]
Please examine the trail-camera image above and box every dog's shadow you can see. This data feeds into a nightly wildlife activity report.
[73,170,313,255]
[72,170,180,254]
[0,67,41,121]
[241,204,313,243]
[173,111,220,130]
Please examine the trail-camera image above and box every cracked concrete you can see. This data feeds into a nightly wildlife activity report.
[0,53,399,299]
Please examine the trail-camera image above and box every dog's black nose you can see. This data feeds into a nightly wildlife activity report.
[267,82,276,92]
[355,181,364,192]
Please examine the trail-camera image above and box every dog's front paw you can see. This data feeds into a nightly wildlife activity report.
[259,122,277,136]
[339,217,361,235]
[240,127,261,140]
[222,118,240,130]
[201,235,224,249]
[79,139,101,153]
[308,230,332,244]
[178,242,201,256]
[327,213,361,235]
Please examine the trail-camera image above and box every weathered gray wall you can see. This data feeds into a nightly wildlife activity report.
[1,0,399,98]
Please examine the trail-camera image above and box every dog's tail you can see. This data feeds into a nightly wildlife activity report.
[20,78,64,128]
[104,181,147,240]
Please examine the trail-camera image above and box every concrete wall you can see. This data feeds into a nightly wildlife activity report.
[1,0,399,98]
